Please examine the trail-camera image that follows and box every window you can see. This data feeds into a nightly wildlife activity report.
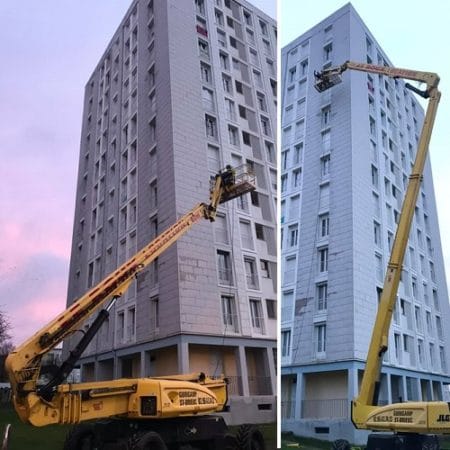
[266,299,276,319]
[205,115,217,139]
[259,19,268,35]
[255,223,264,240]
[228,125,239,146]
[265,141,275,163]
[371,165,379,188]
[294,143,303,165]
[249,298,264,332]
[214,213,228,244]
[319,214,329,238]
[222,74,232,93]
[323,43,332,62]
[322,130,331,151]
[221,295,238,332]
[202,87,214,111]
[207,144,220,172]
[440,346,447,372]
[253,69,262,88]
[322,105,331,127]
[225,98,236,121]
[289,224,298,247]
[281,174,287,192]
[240,220,254,249]
[283,256,296,285]
[217,250,233,285]
[149,180,158,209]
[292,168,301,188]
[415,306,422,332]
[243,10,252,26]
[318,247,328,273]
[315,324,326,354]
[219,52,229,70]
[215,9,224,26]
[289,66,296,83]
[282,149,289,170]
[238,105,247,119]
[301,59,308,76]
[150,296,159,331]
[281,330,291,357]
[260,116,271,136]
[244,256,259,289]
[260,259,270,278]
[317,283,328,310]
[289,195,300,220]
[195,0,205,15]
[198,39,209,58]
[257,92,267,111]
[321,154,330,177]
[374,221,381,246]
[436,316,443,340]
[217,30,227,48]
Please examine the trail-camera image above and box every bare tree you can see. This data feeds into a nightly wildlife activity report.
[0,309,13,355]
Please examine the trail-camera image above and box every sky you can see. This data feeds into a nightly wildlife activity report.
[281,0,450,297]
[0,0,275,347]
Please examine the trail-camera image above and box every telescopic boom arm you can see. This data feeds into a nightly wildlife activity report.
[315,62,450,434]
[5,165,255,426]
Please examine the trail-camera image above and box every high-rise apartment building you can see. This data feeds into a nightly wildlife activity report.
[66,0,277,424]
[280,3,450,443]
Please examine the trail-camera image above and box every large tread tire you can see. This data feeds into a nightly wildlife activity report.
[236,424,265,450]
[331,439,351,450]
[134,431,167,450]
[223,433,239,450]
[63,424,97,450]
[421,437,440,450]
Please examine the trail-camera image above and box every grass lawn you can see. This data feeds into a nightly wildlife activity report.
[0,405,69,450]
[281,433,331,450]
[0,405,276,449]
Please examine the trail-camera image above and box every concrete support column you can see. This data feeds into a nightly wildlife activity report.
[140,351,146,377]
[114,355,121,379]
[386,371,392,404]
[416,377,422,401]
[401,376,407,401]
[178,340,190,374]
[348,366,359,399]
[237,346,249,396]
[294,371,304,420]
[265,346,276,395]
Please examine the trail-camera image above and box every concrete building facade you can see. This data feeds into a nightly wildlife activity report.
[66,0,277,424]
[280,3,450,444]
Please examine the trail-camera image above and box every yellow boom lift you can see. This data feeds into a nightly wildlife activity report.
[315,62,449,450]
[5,165,265,449]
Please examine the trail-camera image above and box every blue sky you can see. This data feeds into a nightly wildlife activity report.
[281,0,450,294]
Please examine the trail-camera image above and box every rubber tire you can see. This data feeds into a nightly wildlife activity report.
[422,438,440,450]
[236,424,265,450]
[134,431,167,450]
[331,439,351,450]
[63,424,97,450]
[223,433,239,450]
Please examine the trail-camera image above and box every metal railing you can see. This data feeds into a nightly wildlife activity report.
[281,400,296,419]
[302,398,348,419]
[248,376,272,395]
